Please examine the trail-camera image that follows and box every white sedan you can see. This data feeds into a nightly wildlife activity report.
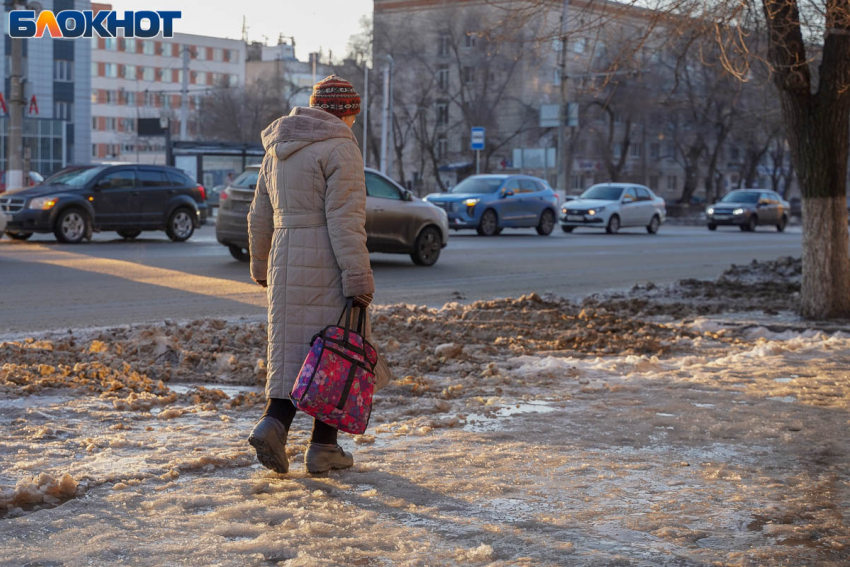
[559,183,667,234]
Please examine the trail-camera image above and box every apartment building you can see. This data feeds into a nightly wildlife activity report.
[0,0,92,176]
[90,3,246,164]
[245,41,334,110]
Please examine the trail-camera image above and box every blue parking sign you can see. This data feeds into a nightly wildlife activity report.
[470,127,485,151]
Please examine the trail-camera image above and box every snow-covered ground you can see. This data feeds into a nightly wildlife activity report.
[1,259,849,566]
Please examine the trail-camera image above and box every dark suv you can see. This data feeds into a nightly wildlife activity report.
[0,164,207,243]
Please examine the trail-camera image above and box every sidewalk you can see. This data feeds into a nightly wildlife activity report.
[1,258,847,566]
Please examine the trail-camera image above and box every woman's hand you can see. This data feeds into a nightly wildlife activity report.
[253,278,268,288]
[352,293,373,308]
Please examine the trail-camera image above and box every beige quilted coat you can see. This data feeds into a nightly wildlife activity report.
[249,107,376,399]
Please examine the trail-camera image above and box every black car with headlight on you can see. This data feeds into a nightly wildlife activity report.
[706,190,790,232]
[0,164,207,243]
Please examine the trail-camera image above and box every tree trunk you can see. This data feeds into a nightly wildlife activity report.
[789,102,850,318]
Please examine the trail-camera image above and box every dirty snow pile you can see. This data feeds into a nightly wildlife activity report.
[1,265,849,566]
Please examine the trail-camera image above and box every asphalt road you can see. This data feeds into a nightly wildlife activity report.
[0,221,804,335]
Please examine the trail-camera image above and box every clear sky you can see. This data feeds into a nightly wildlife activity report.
[109,0,373,61]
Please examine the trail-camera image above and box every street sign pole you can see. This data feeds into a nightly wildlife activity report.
[471,127,485,175]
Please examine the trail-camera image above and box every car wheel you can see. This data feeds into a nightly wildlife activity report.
[411,226,442,266]
[229,245,250,262]
[707,224,717,231]
[476,209,499,236]
[561,226,574,233]
[776,215,787,232]
[746,215,757,232]
[117,229,142,239]
[166,208,195,242]
[646,215,661,234]
[605,214,620,234]
[536,209,556,236]
[5,231,33,240]
[53,208,89,244]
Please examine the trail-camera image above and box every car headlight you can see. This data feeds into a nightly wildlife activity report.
[707,207,715,215]
[561,207,568,214]
[587,206,605,216]
[29,196,59,210]
[733,208,744,215]
[464,198,480,207]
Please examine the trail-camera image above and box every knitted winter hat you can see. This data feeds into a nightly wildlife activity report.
[309,75,361,118]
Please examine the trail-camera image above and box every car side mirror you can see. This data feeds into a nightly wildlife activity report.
[403,190,413,201]
[503,189,515,198]
[93,179,109,191]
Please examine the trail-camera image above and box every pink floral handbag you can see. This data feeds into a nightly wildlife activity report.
[291,300,378,435]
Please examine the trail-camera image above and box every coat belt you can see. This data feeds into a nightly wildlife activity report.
[273,212,327,228]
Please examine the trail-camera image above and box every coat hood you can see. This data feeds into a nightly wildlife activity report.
[261,107,357,161]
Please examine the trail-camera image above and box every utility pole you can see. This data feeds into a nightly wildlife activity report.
[555,0,571,196]
[379,54,393,176]
[362,63,369,167]
[7,1,26,192]
[179,47,190,140]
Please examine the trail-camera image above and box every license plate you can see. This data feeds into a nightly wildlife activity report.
[714,214,731,219]
[567,215,584,222]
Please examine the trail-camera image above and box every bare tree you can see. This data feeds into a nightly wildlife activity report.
[200,79,285,144]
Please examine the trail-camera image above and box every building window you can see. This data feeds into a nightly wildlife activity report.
[124,38,136,53]
[649,175,659,189]
[104,37,117,50]
[436,101,448,125]
[436,136,448,159]
[105,90,116,104]
[104,63,117,78]
[124,91,136,105]
[92,62,98,77]
[553,68,561,86]
[438,33,450,56]
[573,37,587,54]
[227,74,237,87]
[437,65,449,91]
[630,143,642,158]
[213,48,224,62]
[650,142,660,159]
[463,67,474,85]
[196,46,206,60]
[231,49,240,62]
[122,118,135,132]
[464,33,477,48]
[107,117,117,130]
[54,59,73,82]
[196,71,207,85]
[124,64,136,79]
[92,116,98,130]
[143,67,155,82]
[54,101,73,121]
[92,144,98,157]
[613,143,622,158]
[161,69,172,83]
[91,89,98,104]
[143,41,155,55]
[667,175,678,191]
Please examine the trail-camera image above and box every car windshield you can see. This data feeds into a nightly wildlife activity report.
[450,177,505,194]
[43,166,106,187]
[721,191,760,203]
[580,185,624,201]
[232,169,259,188]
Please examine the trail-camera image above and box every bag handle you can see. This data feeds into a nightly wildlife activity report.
[336,298,366,345]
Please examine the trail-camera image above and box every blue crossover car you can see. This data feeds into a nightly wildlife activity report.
[425,175,560,236]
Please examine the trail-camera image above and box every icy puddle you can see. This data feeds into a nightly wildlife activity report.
[463,400,560,432]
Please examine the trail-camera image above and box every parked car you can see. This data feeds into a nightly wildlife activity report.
[0,204,6,236]
[216,166,449,266]
[706,189,790,232]
[424,174,560,236]
[560,183,667,234]
[0,164,207,243]
[0,170,44,194]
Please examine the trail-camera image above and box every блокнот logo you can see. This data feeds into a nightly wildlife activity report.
[8,10,182,38]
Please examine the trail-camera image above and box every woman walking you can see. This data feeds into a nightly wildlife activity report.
[247,76,374,474]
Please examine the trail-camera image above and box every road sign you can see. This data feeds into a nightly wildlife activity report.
[470,127,485,151]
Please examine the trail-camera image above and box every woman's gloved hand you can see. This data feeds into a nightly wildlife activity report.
[352,293,373,308]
